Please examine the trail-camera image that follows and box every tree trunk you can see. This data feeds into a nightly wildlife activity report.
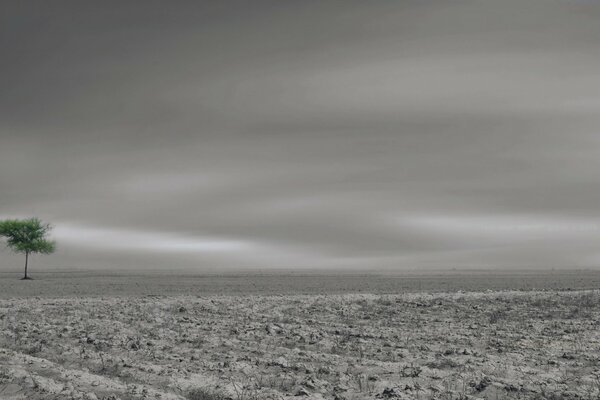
[23,252,29,279]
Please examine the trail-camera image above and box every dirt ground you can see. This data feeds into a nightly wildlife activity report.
[1,281,600,399]
[1,269,600,298]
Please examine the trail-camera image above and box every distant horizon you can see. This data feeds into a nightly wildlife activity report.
[3,266,600,299]
[0,263,599,274]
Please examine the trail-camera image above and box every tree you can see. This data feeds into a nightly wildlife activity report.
[0,218,55,280]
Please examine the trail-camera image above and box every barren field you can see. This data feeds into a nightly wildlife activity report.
[1,270,600,298]
[1,276,600,399]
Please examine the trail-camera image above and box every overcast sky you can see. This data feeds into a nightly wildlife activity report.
[2,1,600,270]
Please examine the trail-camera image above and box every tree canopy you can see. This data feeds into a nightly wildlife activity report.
[0,218,55,279]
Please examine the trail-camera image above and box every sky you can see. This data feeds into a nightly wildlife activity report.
[2,1,600,271]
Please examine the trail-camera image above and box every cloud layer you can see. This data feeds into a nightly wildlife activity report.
[2,1,600,270]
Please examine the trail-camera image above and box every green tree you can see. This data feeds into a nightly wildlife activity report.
[0,218,55,280]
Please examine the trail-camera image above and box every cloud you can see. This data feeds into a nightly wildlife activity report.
[2,1,600,270]
[53,223,254,253]
[400,214,600,237]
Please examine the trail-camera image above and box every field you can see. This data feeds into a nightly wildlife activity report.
[1,271,600,399]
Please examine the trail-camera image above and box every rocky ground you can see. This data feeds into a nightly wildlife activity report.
[1,290,600,399]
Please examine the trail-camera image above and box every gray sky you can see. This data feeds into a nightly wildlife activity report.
[2,0,600,270]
